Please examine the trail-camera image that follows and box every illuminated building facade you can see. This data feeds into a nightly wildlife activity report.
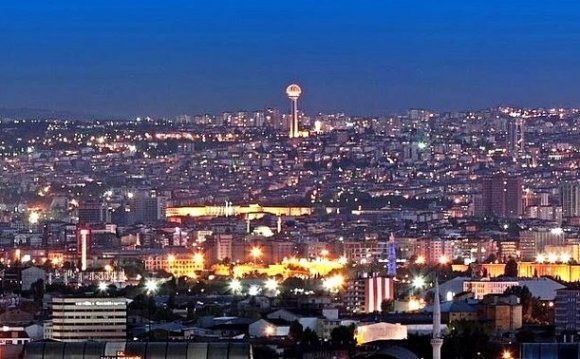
[519,228,565,261]
[343,273,395,313]
[416,238,455,265]
[341,240,389,263]
[144,252,203,277]
[47,297,127,342]
[166,204,313,219]
[481,262,580,282]
[463,280,520,299]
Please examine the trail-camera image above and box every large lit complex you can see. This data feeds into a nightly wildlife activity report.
[46,297,127,342]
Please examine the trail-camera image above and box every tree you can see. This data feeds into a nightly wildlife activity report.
[289,320,303,341]
[443,319,500,359]
[504,258,518,277]
[331,324,356,348]
[31,279,44,302]
[485,253,498,263]
[380,299,395,313]
[302,328,320,348]
[281,277,305,296]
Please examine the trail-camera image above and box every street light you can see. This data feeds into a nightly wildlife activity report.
[193,252,204,267]
[98,282,108,293]
[412,276,426,289]
[322,274,344,292]
[144,279,159,342]
[502,350,513,359]
[248,285,260,296]
[264,278,278,292]
[145,279,159,295]
[264,325,275,336]
[250,246,263,262]
[229,279,242,294]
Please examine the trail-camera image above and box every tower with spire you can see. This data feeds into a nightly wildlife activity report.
[387,232,397,277]
[431,277,443,359]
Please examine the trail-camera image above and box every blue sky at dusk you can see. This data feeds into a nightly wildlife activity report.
[2,0,580,116]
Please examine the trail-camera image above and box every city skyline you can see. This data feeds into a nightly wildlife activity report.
[3,2,580,359]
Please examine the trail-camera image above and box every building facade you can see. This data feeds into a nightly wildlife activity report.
[47,297,127,342]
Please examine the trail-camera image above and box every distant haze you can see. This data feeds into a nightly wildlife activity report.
[2,0,580,117]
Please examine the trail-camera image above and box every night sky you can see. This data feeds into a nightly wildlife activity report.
[2,0,580,117]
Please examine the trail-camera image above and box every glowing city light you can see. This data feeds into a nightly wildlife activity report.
[548,253,558,264]
[250,246,263,261]
[561,253,571,263]
[415,255,426,265]
[320,249,329,257]
[438,255,449,265]
[145,279,159,295]
[412,276,426,289]
[408,297,426,311]
[193,252,204,266]
[536,254,545,263]
[502,350,513,359]
[338,256,348,265]
[264,278,278,292]
[98,282,108,292]
[264,325,275,336]
[167,254,176,262]
[229,279,242,294]
[322,274,344,292]
[28,211,40,224]
[551,227,564,235]
[248,285,260,296]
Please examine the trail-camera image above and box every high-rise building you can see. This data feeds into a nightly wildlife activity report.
[519,227,566,261]
[507,117,525,159]
[561,181,580,218]
[78,200,108,224]
[554,288,580,337]
[204,234,233,264]
[46,297,127,342]
[416,238,455,265]
[343,272,395,314]
[477,174,523,218]
[286,84,302,138]
[128,190,166,224]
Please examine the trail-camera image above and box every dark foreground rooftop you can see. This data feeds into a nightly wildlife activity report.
[23,341,252,359]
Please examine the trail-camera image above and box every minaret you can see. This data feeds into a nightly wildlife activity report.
[431,277,443,359]
[387,232,397,277]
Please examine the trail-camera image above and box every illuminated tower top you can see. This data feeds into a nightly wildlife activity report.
[286,84,302,100]
[286,83,302,138]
